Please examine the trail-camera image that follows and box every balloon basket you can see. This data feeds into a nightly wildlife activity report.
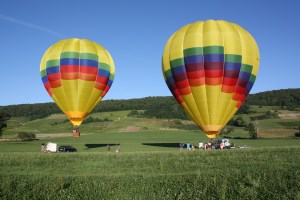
[73,132,80,137]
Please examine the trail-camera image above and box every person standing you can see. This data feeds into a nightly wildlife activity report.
[186,142,191,150]
[116,144,120,153]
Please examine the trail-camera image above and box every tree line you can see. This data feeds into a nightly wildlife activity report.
[0,88,299,120]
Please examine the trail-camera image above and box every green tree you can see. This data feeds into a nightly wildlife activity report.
[0,112,10,137]
[248,123,257,139]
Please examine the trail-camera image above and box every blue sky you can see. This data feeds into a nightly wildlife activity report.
[0,0,299,106]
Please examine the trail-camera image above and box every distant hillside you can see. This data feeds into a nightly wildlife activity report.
[0,88,299,120]
[246,88,300,109]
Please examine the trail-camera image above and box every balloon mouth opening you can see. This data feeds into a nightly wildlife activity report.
[69,118,83,126]
[205,131,219,139]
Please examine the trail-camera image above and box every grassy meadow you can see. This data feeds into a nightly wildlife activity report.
[0,109,300,199]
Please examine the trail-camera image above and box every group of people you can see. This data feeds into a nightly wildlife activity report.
[107,144,121,153]
[179,140,226,151]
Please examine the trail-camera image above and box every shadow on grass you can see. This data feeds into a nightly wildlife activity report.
[84,144,117,149]
[142,143,179,148]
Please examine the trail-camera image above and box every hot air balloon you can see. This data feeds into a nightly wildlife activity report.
[40,38,115,137]
[162,20,259,138]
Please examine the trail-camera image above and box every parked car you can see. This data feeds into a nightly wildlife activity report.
[212,139,232,149]
[58,145,77,152]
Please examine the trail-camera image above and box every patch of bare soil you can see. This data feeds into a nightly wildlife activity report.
[36,133,72,138]
[258,129,295,138]
[278,113,300,119]
[121,126,140,132]
[0,138,21,142]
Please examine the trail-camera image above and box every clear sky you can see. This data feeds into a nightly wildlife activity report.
[0,0,299,106]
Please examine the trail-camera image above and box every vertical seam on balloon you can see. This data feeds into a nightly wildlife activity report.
[202,21,210,127]
[81,41,97,114]
[216,20,225,127]
[225,24,243,124]
[167,25,199,127]
[77,39,81,114]
[183,23,206,129]
[60,39,72,115]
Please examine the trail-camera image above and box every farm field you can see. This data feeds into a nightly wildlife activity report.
[0,109,300,199]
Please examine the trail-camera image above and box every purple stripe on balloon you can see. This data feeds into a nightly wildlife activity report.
[184,55,204,65]
[224,62,241,71]
[204,54,224,62]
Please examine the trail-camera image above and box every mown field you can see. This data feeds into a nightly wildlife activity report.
[0,147,299,199]
[0,109,300,199]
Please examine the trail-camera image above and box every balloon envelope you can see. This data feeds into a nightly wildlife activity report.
[40,38,115,126]
[162,20,259,138]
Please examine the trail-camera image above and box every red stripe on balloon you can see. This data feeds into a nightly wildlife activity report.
[80,66,98,74]
[96,75,109,84]
[205,77,222,85]
[222,85,235,93]
[79,73,97,81]
[188,78,205,86]
[205,70,223,78]
[223,77,238,86]
[61,73,79,80]
[187,70,205,79]
[60,65,79,73]
[47,73,60,81]
[49,79,62,88]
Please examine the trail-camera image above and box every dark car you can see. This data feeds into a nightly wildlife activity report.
[58,145,77,152]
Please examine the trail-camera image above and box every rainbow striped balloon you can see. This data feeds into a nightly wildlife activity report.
[162,20,260,138]
[40,38,115,126]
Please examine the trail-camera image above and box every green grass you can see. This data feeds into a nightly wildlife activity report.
[1,109,300,198]
[0,147,299,199]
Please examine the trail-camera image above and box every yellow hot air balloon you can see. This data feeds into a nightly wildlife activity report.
[40,38,115,136]
[162,20,259,138]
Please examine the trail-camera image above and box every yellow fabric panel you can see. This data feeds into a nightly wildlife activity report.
[162,33,174,74]
[181,102,205,131]
[76,41,98,113]
[86,89,103,114]
[217,93,233,124]
[234,26,253,66]
[80,39,96,53]
[88,96,103,115]
[183,21,204,49]
[51,87,70,112]
[182,94,205,126]
[60,38,80,52]
[218,20,242,55]
[206,85,222,125]
[169,24,190,60]
[190,85,209,125]
[40,48,50,71]
[45,40,66,60]
[77,80,95,112]
[233,24,260,75]
[106,51,115,75]
[94,42,112,68]
[203,20,223,46]
[61,80,78,112]
[219,100,238,125]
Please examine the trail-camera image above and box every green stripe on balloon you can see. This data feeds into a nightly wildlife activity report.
[46,60,60,68]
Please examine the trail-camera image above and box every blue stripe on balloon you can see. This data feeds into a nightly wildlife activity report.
[42,76,48,84]
[172,65,186,75]
[46,66,60,74]
[239,71,251,81]
[184,55,204,64]
[107,79,113,87]
[80,59,98,68]
[98,69,110,77]
[167,76,175,85]
[224,62,241,71]
[204,54,224,62]
[60,58,79,65]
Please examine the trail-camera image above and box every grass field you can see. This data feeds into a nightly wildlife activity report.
[1,110,300,199]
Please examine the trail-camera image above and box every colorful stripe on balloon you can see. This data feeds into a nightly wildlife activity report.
[40,51,114,97]
[164,46,256,108]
